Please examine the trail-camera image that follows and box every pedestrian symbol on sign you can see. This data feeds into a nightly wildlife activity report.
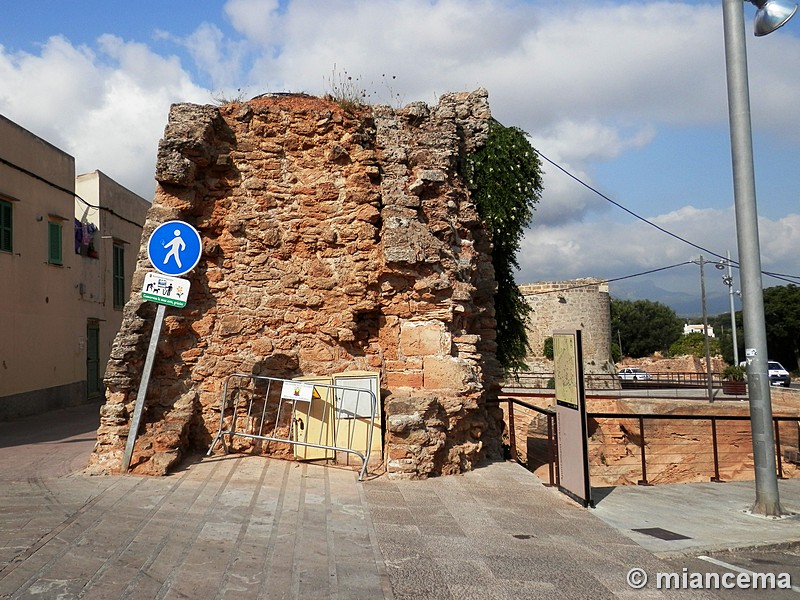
[163,229,187,269]
[146,220,202,277]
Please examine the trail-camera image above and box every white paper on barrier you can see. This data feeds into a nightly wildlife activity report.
[280,381,314,402]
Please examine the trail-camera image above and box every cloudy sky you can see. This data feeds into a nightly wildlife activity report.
[2,0,799,314]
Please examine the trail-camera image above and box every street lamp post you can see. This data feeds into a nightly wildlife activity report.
[721,0,796,516]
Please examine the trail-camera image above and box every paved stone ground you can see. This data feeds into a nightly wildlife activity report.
[1,454,394,600]
[3,403,799,598]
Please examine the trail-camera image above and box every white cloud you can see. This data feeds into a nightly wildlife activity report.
[527,120,656,224]
[0,37,104,140]
[224,0,283,47]
[0,35,208,199]
[159,24,250,92]
[1,0,799,306]
[759,213,800,269]
[533,120,656,164]
[518,205,800,294]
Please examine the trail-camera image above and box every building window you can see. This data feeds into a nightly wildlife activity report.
[113,243,125,308]
[0,200,11,253]
[48,221,63,265]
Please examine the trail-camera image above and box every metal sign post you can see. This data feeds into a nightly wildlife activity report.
[121,303,166,471]
[122,220,201,472]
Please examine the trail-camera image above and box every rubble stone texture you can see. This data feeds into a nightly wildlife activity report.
[90,91,505,478]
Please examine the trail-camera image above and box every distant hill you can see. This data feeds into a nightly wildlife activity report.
[611,278,733,318]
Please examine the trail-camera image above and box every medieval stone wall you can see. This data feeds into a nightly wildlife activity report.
[90,91,504,478]
[518,279,614,377]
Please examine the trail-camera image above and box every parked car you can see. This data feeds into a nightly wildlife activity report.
[739,360,792,387]
[618,367,653,381]
[768,361,791,387]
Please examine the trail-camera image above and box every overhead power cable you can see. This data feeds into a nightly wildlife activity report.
[0,155,144,229]
[523,261,693,296]
[533,148,800,284]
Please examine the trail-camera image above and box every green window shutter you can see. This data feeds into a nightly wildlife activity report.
[113,243,125,308]
[48,221,62,265]
[0,201,11,252]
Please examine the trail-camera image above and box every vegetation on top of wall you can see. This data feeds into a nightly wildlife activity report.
[463,119,544,373]
[323,65,403,111]
[211,88,248,105]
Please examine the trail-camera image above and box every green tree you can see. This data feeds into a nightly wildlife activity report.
[668,331,721,358]
[707,311,743,365]
[464,119,544,373]
[610,299,682,358]
[763,284,800,372]
[543,337,554,360]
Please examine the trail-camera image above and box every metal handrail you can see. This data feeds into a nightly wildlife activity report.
[496,396,800,487]
[505,371,734,389]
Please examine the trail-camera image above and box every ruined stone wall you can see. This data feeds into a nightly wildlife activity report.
[90,91,504,478]
[518,279,614,377]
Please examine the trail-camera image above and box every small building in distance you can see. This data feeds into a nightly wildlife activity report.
[0,114,149,419]
[683,323,715,338]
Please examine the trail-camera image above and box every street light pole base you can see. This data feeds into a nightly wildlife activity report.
[743,503,794,519]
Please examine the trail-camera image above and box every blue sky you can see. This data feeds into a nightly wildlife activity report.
[2,0,799,315]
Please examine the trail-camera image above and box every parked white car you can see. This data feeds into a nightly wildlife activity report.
[739,360,792,387]
[618,367,653,381]
[768,361,791,387]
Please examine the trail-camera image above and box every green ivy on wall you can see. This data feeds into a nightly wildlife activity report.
[463,119,544,373]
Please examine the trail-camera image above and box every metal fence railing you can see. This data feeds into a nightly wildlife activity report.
[208,373,378,480]
[497,396,800,488]
[505,371,736,390]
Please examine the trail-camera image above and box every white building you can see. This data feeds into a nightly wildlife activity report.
[683,323,716,338]
[0,114,149,419]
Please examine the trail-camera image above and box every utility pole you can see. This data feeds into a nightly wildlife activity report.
[695,256,715,403]
[720,0,789,516]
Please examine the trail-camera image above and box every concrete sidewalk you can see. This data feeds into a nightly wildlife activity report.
[1,403,798,598]
[591,478,800,558]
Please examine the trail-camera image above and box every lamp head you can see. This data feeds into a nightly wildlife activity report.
[750,0,798,36]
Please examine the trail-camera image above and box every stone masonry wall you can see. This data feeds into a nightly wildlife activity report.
[90,91,504,478]
[518,279,614,378]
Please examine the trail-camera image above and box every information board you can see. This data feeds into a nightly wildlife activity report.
[553,330,593,508]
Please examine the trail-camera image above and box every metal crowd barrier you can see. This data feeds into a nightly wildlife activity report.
[207,373,378,480]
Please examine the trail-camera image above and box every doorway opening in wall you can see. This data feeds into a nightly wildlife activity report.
[86,320,102,400]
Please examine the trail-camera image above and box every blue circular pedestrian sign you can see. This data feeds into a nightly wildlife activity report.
[147,220,203,276]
